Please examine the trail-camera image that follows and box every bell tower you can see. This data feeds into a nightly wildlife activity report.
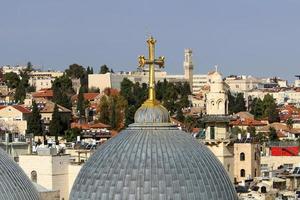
[184,49,193,92]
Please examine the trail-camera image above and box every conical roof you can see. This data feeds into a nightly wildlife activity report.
[0,148,40,200]
[70,37,238,200]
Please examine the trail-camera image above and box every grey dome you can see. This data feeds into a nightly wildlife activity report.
[0,148,40,200]
[134,103,170,124]
[70,124,238,200]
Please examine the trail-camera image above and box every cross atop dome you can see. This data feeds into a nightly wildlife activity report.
[138,36,165,106]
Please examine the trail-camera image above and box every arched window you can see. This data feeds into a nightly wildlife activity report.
[31,170,37,183]
[240,152,245,161]
[217,99,222,110]
[240,169,245,177]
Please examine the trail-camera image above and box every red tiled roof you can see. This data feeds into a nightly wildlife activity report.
[103,88,119,96]
[71,93,100,102]
[71,122,110,130]
[13,105,31,114]
[90,122,111,129]
[0,105,31,114]
[32,89,53,98]
[230,118,267,126]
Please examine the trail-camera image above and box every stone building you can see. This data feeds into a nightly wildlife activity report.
[19,148,82,200]
[183,48,193,92]
[201,69,235,181]
[234,142,261,183]
[0,105,31,134]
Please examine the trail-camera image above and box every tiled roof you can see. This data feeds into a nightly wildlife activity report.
[39,101,71,113]
[230,118,267,126]
[71,93,100,102]
[70,127,238,200]
[12,105,31,114]
[32,89,53,98]
[71,122,110,130]
[0,105,31,114]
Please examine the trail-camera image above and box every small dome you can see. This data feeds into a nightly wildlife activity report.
[0,148,40,200]
[134,103,170,124]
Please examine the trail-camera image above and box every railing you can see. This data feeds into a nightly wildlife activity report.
[0,133,30,143]
[268,141,299,147]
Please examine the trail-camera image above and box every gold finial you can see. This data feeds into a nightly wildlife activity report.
[138,36,165,106]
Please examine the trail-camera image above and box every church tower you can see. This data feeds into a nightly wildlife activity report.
[200,68,234,182]
[184,49,193,92]
[206,69,229,116]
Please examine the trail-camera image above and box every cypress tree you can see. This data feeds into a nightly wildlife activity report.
[110,98,117,129]
[77,89,85,119]
[49,104,62,142]
[14,82,26,103]
[27,101,43,136]
[99,96,110,125]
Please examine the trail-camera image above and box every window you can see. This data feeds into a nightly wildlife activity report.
[255,169,257,177]
[210,126,215,139]
[227,164,230,172]
[240,169,245,177]
[240,152,245,161]
[261,164,268,171]
[31,170,37,183]
[254,152,257,160]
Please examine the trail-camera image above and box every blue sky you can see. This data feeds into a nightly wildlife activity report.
[0,0,299,81]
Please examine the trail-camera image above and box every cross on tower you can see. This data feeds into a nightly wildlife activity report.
[138,36,165,105]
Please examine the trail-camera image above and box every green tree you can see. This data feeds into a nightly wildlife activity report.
[269,127,279,141]
[26,61,33,71]
[86,66,94,75]
[267,104,280,123]
[26,101,43,136]
[262,94,279,122]
[77,90,85,119]
[120,78,135,104]
[125,105,135,126]
[286,117,294,130]
[228,92,246,114]
[176,108,185,122]
[52,75,74,109]
[256,132,267,144]
[110,98,117,129]
[49,104,62,141]
[64,128,82,142]
[184,116,196,132]
[250,98,264,119]
[247,126,256,137]
[65,64,85,79]
[100,65,110,74]
[99,96,110,125]
[235,93,246,112]
[3,72,20,89]
[14,82,26,103]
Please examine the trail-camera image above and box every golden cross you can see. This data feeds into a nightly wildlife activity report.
[138,36,165,105]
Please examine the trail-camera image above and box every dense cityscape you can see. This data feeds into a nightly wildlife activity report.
[0,43,300,199]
